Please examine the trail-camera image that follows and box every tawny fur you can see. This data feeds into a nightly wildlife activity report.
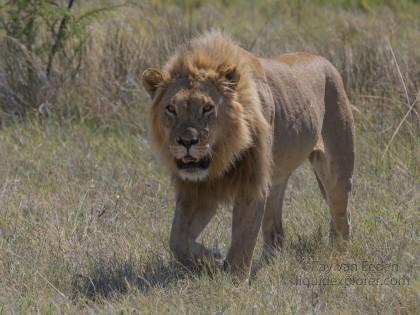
[142,31,355,280]
[151,33,273,204]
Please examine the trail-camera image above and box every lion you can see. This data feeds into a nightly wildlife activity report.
[142,32,355,280]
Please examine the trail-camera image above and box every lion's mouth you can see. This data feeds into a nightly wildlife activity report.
[176,155,210,170]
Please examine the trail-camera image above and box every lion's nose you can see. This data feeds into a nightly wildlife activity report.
[176,136,199,149]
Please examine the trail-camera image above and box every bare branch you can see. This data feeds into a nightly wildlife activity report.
[46,0,75,78]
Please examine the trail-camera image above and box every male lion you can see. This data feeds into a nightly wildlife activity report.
[142,32,355,280]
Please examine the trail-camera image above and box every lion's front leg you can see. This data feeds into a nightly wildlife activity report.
[225,197,266,280]
[169,196,220,268]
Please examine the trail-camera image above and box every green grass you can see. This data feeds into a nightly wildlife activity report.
[0,117,417,314]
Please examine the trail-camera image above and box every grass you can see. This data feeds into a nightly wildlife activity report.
[0,114,417,314]
[0,1,419,314]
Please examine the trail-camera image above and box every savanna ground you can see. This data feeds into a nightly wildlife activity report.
[0,0,419,314]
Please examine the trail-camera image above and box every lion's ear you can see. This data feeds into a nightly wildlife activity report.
[142,68,169,99]
[217,63,240,90]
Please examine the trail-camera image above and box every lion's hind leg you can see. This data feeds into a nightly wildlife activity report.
[261,176,289,260]
[309,148,353,241]
[309,75,355,241]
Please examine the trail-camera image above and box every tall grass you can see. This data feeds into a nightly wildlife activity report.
[1,1,419,126]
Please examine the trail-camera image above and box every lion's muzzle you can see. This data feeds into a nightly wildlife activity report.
[176,155,210,170]
[170,128,211,181]
[174,151,211,182]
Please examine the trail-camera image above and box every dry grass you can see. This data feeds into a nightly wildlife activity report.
[0,1,419,314]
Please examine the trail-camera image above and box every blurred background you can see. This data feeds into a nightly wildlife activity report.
[0,1,419,130]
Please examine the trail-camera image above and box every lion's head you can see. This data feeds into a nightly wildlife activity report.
[142,32,272,201]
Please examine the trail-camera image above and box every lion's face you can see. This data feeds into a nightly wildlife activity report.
[143,65,253,182]
[158,80,222,182]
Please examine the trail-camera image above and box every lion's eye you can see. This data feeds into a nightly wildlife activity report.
[203,103,214,114]
[166,105,176,115]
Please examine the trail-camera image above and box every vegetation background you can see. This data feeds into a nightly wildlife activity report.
[0,0,418,313]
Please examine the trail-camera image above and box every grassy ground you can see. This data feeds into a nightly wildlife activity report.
[0,117,418,314]
[0,1,419,314]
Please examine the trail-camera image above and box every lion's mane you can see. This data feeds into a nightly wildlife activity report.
[150,32,273,205]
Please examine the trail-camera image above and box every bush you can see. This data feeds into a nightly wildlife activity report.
[0,0,118,122]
